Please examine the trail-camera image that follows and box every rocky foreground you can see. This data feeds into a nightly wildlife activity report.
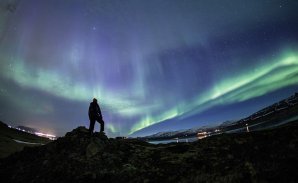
[1,122,298,183]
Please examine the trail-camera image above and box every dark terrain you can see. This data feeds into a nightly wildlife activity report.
[1,121,298,183]
[0,121,51,158]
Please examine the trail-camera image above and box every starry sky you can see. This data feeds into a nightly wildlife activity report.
[0,0,298,137]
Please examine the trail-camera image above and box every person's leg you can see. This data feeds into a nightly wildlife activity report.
[89,118,95,134]
[95,116,104,132]
[100,119,104,132]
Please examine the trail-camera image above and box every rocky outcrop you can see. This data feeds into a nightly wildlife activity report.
[1,123,298,182]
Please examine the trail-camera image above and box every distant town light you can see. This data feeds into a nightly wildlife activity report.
[12,127,57,140]
[34,132,56,140]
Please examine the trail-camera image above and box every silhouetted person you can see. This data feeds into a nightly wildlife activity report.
[88,98,104,134]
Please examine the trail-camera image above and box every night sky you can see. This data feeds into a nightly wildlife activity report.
[0,0,298,137]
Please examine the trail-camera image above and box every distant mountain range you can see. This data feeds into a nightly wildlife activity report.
[15,126,39,134]
[141,92,298,141]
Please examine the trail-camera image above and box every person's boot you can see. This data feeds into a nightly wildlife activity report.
[89,129,93,136]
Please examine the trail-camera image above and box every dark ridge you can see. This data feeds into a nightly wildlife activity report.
[0,122,298,182]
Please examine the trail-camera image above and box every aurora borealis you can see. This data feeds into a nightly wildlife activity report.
[0,0,298,137]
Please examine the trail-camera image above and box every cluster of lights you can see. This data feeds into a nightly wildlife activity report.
[8,125,56,140]
[14,127,26,132]
[197,129,221,140]
[34,132,56,140]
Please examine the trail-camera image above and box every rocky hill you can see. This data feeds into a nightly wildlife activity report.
[1,123,298,182]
